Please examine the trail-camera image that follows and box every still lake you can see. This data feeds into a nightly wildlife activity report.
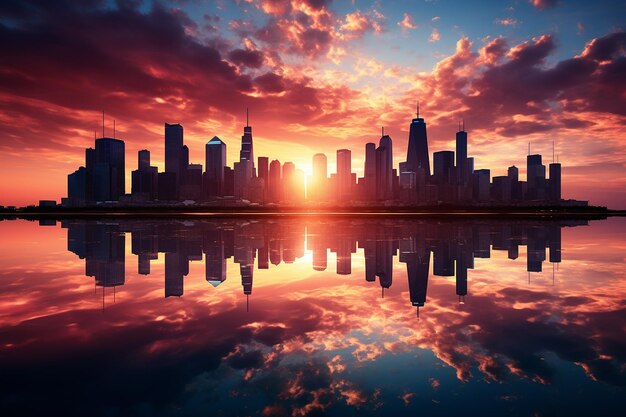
[0,216,624,416]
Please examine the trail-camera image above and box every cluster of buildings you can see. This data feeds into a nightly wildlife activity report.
[58,218,579,313]
[65,107,568,207]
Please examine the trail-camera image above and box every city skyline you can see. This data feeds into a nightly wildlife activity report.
[61,105,570,208]
[0,1,625,208]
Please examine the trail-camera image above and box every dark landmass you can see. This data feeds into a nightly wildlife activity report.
[1,204,622,220]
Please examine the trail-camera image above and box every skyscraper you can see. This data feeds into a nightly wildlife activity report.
[93,137,125,201]
[269,160,282,202]
[205,136,226,196]
[165,123,184,182]
[240,108,254,172]
[376,133,393,200]
[364,142,377,200]
[527,154,546,200]
[310,153,327,201]
[406,104,430,176]
[549,162,561,202]
[336,149,352,201]
[456,122,468,183]
[258,156,269,189]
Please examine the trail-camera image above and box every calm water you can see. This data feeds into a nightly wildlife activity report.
[0,216,625,416]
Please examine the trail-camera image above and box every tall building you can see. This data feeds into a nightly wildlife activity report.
[336,149,352,201]
[549,163,561,203]
[132,149,158,200]
[364,142,377,200]
[527,154,546,200]
[376,133,393,200]
[406,104,430,176]
[165,123,184,184]
[205,136,226,197]
[433,151,455,185]
[258,157,269,189]
[138,149,150,171]
[93,137,125,201]
[309,153,327,201]
[456,122,468,183]
[240,108,254,172]
[282,162,295,202]
[268,160,282,202]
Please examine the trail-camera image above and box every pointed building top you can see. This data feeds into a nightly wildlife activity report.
[246,107,249,127]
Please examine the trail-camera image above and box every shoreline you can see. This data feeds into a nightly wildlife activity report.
[1,206,622,220]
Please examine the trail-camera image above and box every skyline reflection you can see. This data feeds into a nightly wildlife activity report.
[0,216,624,416]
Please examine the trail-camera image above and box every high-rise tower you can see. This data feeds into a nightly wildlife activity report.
[406,102,430,176]
[240,108,254,172]
[456,121,468,183]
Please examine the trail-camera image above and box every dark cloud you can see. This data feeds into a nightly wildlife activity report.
[228,48,265,68]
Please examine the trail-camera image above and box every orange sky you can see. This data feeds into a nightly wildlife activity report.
[0,1,625,208]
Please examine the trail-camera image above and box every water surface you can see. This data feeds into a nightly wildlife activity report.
[1,216,625,416]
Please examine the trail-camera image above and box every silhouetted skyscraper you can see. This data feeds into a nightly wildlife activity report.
[269,159,282,202]
[456,122,468,183]
[165,123,184,187]
[406,104,430,175]
[205,136,226,197]
[240,108,254,172]
[132,149,158,200]
[377,133,393,199]
[364,142,377,200]
[93,137,125,201]
[549,163,561,202]
[336,149,352,201]
[527,154,546,200]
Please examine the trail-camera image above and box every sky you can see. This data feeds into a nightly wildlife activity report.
[0,0,625,208]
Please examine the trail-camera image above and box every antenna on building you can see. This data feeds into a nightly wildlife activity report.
[416,101,420,118]
[113,120,116,139]
[102,110,105,138]
[528,142,530,156]
[246,107,249,127]
[552,141,555,163]
[382,126,384,137]
[94,131,96,141]
[462,119,465,132]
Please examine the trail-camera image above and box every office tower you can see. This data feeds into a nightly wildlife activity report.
[364,143,377,200]
[406,104,430,175]
[548,162,561,203]
[433,151,455,185]
[205,136,226,197]
[527,154,546,200]
[234,160,253,199]
[138,149,150,171]
[181,163,203,200]
[456,122,468,183]
[508,166,521,200]
[308,153,327,201]
[269,159,282,202]
[336,149,352,201]
[240,108,254,172]
[258,156,269,189]
[68,167,87,203]
[473,169,490,201]
[131,149,158,200]
[376,133,393,200]
[93,137,125,201]
[165,123,184,185]
[282,162,295,202]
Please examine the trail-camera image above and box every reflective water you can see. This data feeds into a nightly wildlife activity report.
[0,216,625,416]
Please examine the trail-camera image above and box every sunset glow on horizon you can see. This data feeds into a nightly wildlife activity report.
[0,0,625,208]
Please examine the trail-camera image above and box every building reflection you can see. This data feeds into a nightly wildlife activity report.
[62,218,585,313]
